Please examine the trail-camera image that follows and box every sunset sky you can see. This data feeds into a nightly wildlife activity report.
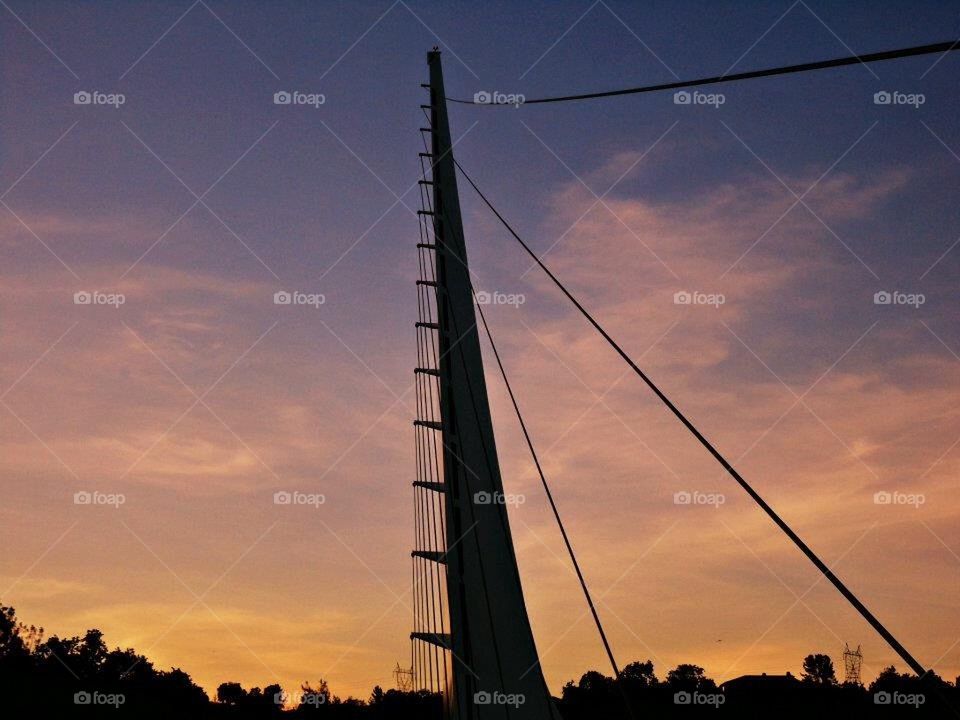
[2,0,959,701]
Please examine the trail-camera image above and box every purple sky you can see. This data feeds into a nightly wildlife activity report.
[2,0,959,699]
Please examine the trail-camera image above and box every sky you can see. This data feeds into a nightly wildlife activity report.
[1,0,959,701]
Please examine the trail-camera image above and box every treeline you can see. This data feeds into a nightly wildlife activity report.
[2,604,958,718]
[557,656,959,718]
[0,604,436,719]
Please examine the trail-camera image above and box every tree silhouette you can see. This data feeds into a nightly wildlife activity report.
[577,669,614,694]
[665,663,717,692]
[217,680,248,705]
[801,653,837,685]
[619,660,657,688]
[296,678,332,710]
[0,605,42,657]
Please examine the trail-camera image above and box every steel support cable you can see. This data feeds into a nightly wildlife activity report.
[454,159,929,678]
[421,119,459,702]
[474,298,622,678]
[414,209,428,690]
[448,40,960,105]
[418,138,450,697]
[421,295,443,692]
[416,259,439,692]
[420,124,457,700]
[416,172,445,694]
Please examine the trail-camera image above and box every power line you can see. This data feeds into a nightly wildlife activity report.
[452,157,929,679]
[449,40,959,106]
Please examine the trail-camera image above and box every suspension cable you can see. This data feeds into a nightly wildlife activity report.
[448,40,959,105]
[453,158,929,678]
[474,297,622,679]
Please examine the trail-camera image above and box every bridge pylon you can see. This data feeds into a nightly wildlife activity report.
[409,49,563,720]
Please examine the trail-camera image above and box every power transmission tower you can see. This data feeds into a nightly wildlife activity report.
[393,663,415,692]
[843,644,863,685]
